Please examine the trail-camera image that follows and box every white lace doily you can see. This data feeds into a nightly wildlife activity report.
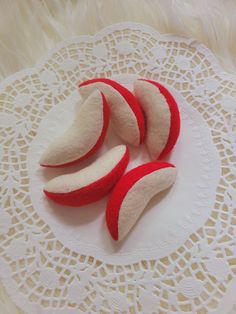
[0,22,236,314]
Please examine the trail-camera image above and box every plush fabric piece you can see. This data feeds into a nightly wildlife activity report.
[134,80,170,159]
[40,90,109,167]
[44,145,129,206]
[145,79,181,159]
[134,79,180,160]
[106,162,176,241]
[79,78,145,146]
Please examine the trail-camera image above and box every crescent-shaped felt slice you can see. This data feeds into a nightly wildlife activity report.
[40,90,109,167]
[106,161,177,241]
[134,79,180,159]
[44,145,129,206]
[78,78,145,146]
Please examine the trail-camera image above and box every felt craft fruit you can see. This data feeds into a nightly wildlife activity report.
[134,79,180,160]
[106,161,177,241]
[40,90,109,167]
[44,145,129,206]
[78,78,145,146]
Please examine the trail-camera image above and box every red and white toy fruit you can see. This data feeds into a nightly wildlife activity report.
[40,90,109,167]
[106,161,177,241]
[44,145,129,206]
[78,78,145,146]
[134,79,180,160]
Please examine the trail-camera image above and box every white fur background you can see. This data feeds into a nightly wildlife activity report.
[0,1,236,313]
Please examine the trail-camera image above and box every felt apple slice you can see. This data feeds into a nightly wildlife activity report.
[40,90,109,167]
[134,79,180,159]
[106,161,177,241]
[78,78,145,146]
[44,145,129,206]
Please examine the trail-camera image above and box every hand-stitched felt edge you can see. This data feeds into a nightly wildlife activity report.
[106,161,175,240]
[40,92,110,168]
[139,79,180,159]
[79,78,145,144]
[44,147,130,206]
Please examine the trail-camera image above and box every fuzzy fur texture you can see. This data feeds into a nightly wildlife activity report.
[44,145,129,206]
[79,78,145,146]
[0,0,236,83]
[40,90,109,167]
[106,162,177,241]
[1,1,236,313]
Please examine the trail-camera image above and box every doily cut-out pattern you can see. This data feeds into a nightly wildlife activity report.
[0,23,236,314]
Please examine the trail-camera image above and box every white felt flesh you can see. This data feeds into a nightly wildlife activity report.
[79,82,140,146]
[40,90,104,166]
[44,145,126,193]
[134,80,171,159]
[118,167,177,241]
